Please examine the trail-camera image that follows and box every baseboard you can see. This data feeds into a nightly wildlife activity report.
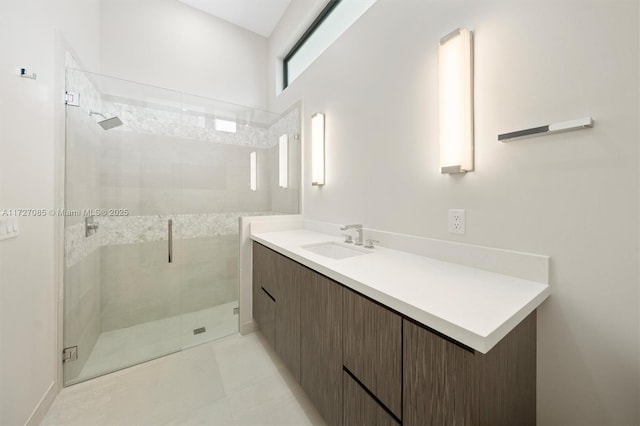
[240,320,257,335]
[25,380,58,426]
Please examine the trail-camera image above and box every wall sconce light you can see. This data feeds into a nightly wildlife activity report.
[311,113,325,186]
[250,151,257,191]
[279,134,288,188]
[439,28,474,174]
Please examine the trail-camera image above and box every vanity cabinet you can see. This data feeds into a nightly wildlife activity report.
[252,241,537,426]
[342,288,402,420]
[300,271,343,426]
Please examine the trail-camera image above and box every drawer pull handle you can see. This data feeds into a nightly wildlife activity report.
[261,286,275,302]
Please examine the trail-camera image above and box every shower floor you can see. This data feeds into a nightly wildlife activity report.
[74,301,238,384]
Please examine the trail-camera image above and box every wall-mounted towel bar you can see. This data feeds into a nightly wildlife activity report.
[498,117,594,142]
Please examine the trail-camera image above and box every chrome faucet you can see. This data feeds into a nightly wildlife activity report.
[340,224,363,246]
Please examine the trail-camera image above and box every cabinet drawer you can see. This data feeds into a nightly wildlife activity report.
[403,313,536,426]
[253,285,275,346]
[252,242,277,296]
[343,288,402,419]
[343,370,400,426]
[403,319,476,426]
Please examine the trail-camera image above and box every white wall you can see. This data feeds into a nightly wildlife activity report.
[269,1,639,425]
[0,1,101,425]
[100,0,269,110]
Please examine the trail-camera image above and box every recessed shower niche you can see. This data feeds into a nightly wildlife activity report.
[63,55,300,385]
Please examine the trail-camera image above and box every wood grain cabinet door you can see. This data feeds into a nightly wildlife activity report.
[403,319,477,426]
[253,284,276,347]
[252,243,276,346]
[253,242,277,296]
[403,313,537,426]
[343,288,402,419]
[274,254,307,382]
[343,370,400,426]
[301,273,343,426]
[476,311,536,426]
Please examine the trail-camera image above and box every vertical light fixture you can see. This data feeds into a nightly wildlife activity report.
[439,28,474,174]
[250,151,257,191]
[311,113,325,186]
[279,134,288,188]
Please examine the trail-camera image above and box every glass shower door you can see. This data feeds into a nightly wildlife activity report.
[63,66,183,385]
[98,110,184,374]
[62,65,298,386]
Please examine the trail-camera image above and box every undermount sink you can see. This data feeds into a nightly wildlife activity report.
[301,242,371,260]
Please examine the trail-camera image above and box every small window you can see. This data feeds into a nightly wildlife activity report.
[282,0,375,90]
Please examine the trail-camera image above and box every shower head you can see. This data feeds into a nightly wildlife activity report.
[89,110,123,130]
[98,116,123,130]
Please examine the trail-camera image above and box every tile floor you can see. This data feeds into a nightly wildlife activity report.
[44,332,326,425]
[71,302,239,385]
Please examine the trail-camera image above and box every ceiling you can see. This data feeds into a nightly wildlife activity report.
[178,0,292,38]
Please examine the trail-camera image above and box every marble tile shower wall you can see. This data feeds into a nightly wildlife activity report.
[268,139,301,213]
[100,235,239,332]
[102,100,271,148]
[266,106,300,214]
[63,58,103,382]
[85,103,298,332]
[64,106,300,267]
[99,133,272,215]
[97,106,299,217]
[65,211,278,267]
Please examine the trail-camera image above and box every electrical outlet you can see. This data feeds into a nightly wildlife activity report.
[448,209,465,234]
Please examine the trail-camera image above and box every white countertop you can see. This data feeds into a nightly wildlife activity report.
[252,229,550,354]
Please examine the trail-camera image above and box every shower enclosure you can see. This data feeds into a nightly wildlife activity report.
[63,56,300,385]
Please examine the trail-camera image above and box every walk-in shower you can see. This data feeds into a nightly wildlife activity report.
[63,54,300,385]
